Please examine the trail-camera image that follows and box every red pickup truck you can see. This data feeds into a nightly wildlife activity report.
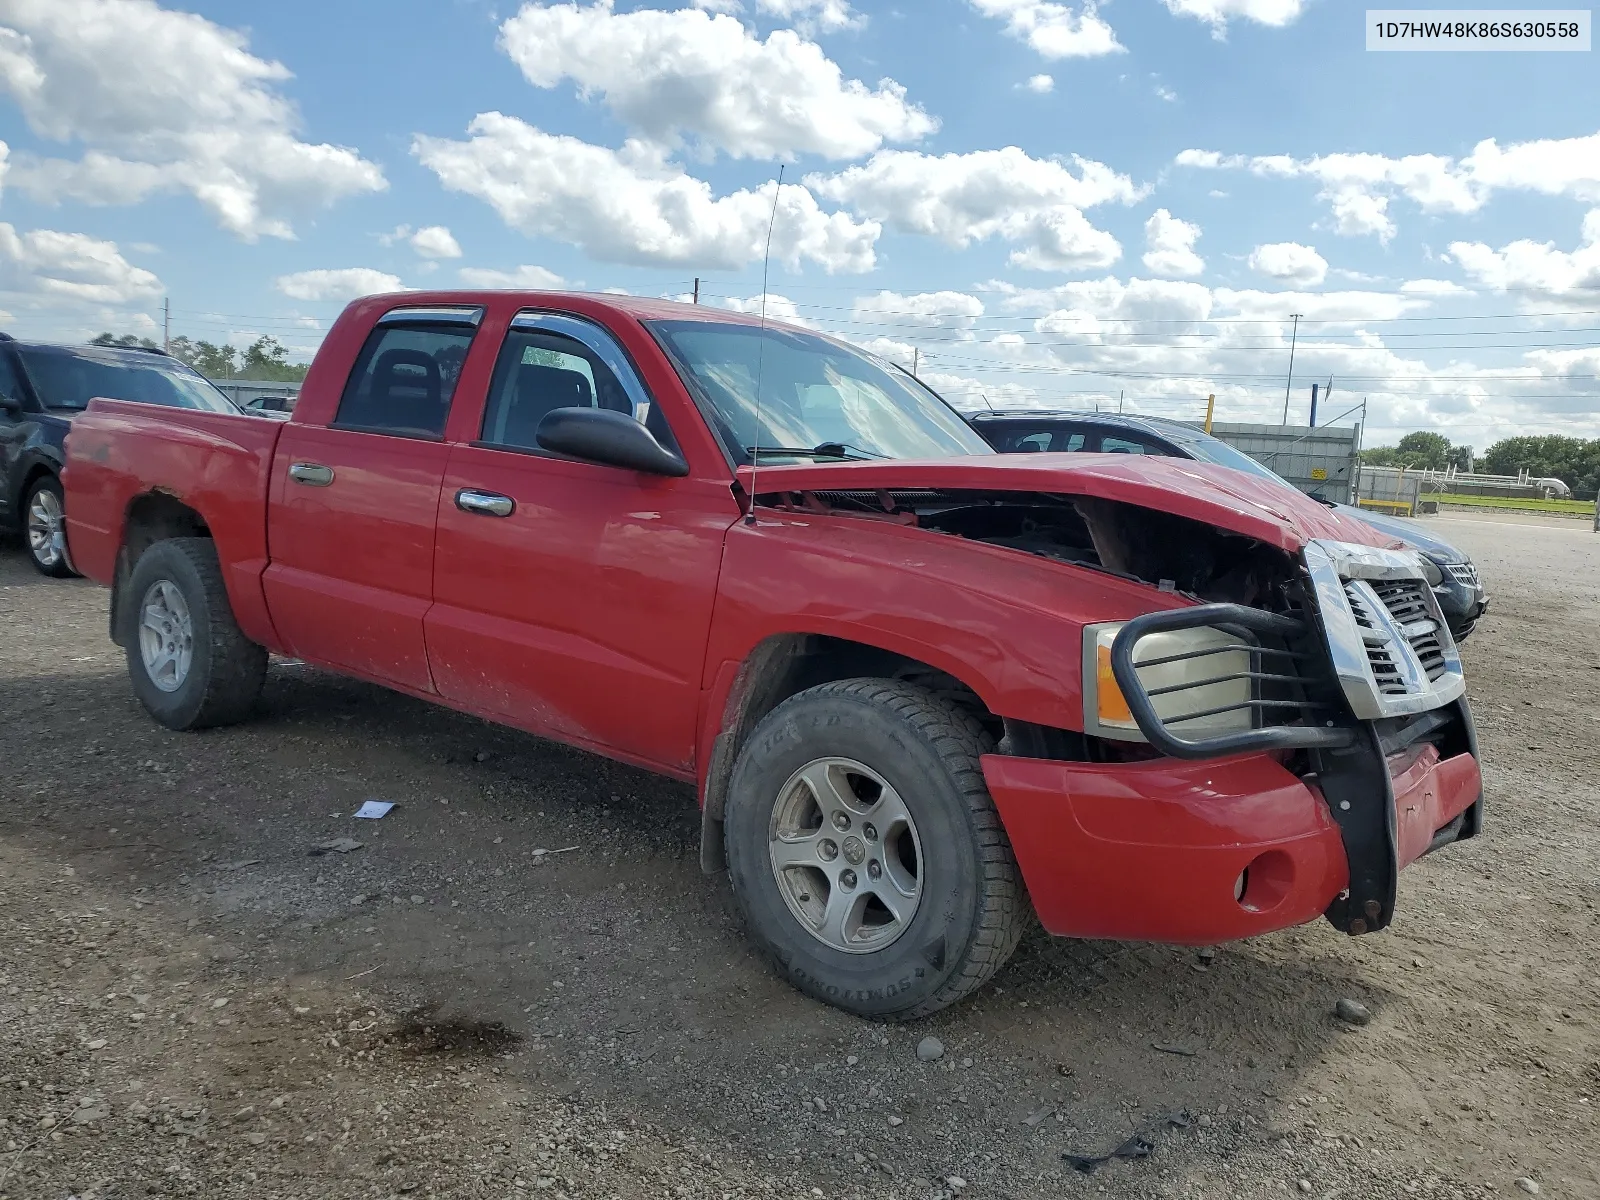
[64,291,1483,1018]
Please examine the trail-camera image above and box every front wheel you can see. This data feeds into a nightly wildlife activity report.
[121,537,267,730]
[24,476,75,578]
[724,679,1027,1019]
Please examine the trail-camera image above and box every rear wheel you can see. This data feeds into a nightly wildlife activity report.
[24,476,74,578]
[122,537,267,730]
[724,678,1027,1019]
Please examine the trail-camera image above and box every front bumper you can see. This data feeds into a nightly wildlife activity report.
[984,740,1482,944]
[1433,575,1488,640]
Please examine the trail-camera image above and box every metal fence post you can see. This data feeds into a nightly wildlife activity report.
[1593,496,1599,533]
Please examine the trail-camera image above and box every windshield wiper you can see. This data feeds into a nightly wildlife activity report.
[745,442,886,461]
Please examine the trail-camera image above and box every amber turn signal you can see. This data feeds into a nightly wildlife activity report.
[1095,641,1136,729]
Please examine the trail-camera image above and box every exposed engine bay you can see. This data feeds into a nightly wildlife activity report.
[785,488,1301,608]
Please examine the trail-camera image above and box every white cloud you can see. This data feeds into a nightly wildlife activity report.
[415,114,879,272]
[810,146,1140,270]
[849,335,916,366]
[0,222,163,306]
[1212,287,1427,323]
[497,2,930,160]
[381,224,463,259]
[756,0,864,33]
[1448,210,1600,303]
[1142,209,1204,277]
[920,370,1038,410]
[703,293,814,326]
[1248,241,1327,286]
[1162,0,1307,35]
[960,274,1599,442]
[409,225,462,259]
[0,0,385,240]
[852,290,985,336]
[1398,278,1472,297]
[457,264,566,289]
[968,0,1123,59]
[275,268,405,302]
[1177,132,1600,241]
[1174,150,1245,170]
[1154,84,1177,103]
[1024,74,1055,94]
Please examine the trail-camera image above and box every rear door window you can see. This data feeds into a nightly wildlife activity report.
[990,426,1088,453]
[334,323,477,438]
[1097,434,1157,455]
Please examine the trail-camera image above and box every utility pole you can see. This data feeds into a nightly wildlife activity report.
[1204,393,1216,434]
[163,297,171,351]
[692,278,700,304]
[1280,313,1302,424]
[1118,390,1124,414]
[1311,375,1331,428]
[912,347,919,377]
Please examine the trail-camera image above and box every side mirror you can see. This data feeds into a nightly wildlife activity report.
[537,407,688,477]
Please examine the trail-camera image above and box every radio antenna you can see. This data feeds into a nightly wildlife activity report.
[745,164,784,527]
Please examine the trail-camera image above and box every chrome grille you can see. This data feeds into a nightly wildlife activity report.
[1306,540,1467,722]
[1444,561,1481,588]
[1343,579,1450,688]
[1344,583,1409,694]
[1370,578,1449,682]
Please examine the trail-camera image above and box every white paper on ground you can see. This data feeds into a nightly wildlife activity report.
[353,801,396,819]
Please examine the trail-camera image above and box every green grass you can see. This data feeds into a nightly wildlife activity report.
[1430,492,1595,515]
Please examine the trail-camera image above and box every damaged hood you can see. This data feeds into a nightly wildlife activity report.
[739,453,1399,555]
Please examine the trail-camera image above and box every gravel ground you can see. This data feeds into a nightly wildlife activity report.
[1,513,1596,1200]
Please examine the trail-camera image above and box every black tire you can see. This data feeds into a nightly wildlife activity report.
[724,678,1027,1019]
[121,537,267,731]
[23,475,75,578]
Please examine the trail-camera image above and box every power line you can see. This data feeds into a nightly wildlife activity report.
[694,287,1600,324]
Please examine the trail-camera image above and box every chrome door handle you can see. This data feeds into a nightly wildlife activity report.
[456,489,514,517]
[288,462,334,486]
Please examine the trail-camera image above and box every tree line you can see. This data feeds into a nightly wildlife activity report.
[1361,431,1600,500]
[91,333,310,383]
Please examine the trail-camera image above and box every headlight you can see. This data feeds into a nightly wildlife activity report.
[1420,557,1444,586]
[1083,623,1254,742]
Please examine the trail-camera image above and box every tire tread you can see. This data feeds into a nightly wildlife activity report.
[732,677,1030,1020]
[125,537,266,730]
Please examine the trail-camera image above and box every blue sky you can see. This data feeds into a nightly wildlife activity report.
[2,0,1598,450]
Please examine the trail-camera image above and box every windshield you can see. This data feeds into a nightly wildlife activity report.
[649,320,992,464]
[17,346,240,414]
[1162,428,1287,484]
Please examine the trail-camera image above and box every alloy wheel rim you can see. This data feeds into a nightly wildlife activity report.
[767,756,923,955]
[26,488,65,568]
[138,580,195,693]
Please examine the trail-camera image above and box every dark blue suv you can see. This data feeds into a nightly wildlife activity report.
[0,335,241,576]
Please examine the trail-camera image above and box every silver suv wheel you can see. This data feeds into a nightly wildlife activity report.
[26,485,66,570]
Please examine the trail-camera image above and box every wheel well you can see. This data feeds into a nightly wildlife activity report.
[110,492,211,647]
[124,491,210,558]
[15,462,58,513]
[698,634,998,872]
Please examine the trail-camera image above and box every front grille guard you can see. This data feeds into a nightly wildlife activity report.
[1108,548,1481,938]
[1109,603,1356,761]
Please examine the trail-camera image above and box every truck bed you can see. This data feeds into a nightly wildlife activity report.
[64,399,286,648]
